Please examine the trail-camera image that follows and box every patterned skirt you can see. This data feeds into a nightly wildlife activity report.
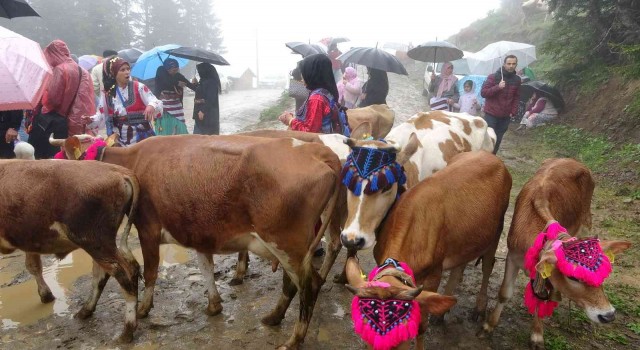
[157,91,188,135]
[112,114,156,146]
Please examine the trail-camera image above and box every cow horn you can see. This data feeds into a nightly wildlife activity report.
[75,134,96,142]
[49,134,66,146]
[345,284,360,295]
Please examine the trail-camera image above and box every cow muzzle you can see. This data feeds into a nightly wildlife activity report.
[340,231,374,250]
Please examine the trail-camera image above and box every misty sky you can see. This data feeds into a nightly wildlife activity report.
[213,0,501,78]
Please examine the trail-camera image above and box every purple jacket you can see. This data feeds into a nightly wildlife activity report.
[481,68,521,117]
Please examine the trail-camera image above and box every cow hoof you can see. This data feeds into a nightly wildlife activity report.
[470,309,486,322]
[117,331,134,344]
[40,291,55,304]
[137,308,150,319]
[74,308,94,320]
[529,341,545,350]
[205,303,223,316]
[229,277,244,286]
[261,313,284,326]
[476,326,493,339]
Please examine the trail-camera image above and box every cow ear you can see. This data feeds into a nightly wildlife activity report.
[415,291,457,316]
[600,240,632,256]
[535,250,557,278]
[64,136,81,160]
[396,133,420,165]
[345,257,366,288]
[350,121,373,141]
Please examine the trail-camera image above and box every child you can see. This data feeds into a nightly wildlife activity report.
[454,80,481,116]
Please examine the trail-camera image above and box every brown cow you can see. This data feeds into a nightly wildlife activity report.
[0,160,140,343]
[62,134,341,349]
[479,158,632,349]
[344,151,511,349]
[344,257,456,350]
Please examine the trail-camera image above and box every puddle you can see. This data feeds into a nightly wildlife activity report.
[0,244,191,330]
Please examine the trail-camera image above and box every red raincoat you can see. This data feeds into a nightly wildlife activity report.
[41,40,95,136]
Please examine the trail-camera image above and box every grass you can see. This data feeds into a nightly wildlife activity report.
[259,91,293,121]
[544,332,570,350]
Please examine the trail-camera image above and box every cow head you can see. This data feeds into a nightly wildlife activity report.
[345,257,456,350]
[340,123,420,250]
[533,238,631,323]
[50,134,119,160]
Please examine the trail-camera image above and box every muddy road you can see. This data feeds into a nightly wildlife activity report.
[1,73,638,350]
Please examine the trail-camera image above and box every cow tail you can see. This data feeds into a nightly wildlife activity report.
[532,190,555,224]
[120,175,140,265]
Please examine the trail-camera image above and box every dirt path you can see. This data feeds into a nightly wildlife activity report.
[1,71,638,350]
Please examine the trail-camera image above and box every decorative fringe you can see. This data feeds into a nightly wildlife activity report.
[351,261,420,350]
[341,158,406,196]
[82,139,107,161]
[524,282,558,318]
[554,239,611,287]
[522,221,614,319]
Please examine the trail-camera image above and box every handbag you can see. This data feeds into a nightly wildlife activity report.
[429,97,450,111]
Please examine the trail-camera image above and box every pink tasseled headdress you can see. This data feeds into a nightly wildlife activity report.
[53,139,107,160]
[351,261,421,350]
[523,222,613,318]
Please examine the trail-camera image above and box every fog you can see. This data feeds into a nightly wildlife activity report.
[214,0,501,78]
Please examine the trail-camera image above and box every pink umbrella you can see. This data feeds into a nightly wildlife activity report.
[0,25,51,111]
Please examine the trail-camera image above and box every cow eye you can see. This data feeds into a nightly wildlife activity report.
[567,276,581,283]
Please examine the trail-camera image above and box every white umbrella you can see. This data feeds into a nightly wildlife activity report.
[467,41,536,76]
[0,25,51,111]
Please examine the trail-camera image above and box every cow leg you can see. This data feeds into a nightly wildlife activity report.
[196,252,223,316]
[25,253,55,303]
[75,260,110,319]
[261,271,297,326]
[137,224,161,318]
[319,219,342,281]
[444,264,466,295]
[279,267,323,350]
[478,252,521,338]
[530,316,545,349]
[473,243,499,322]
[229,251,249,286]
[109,251,140,344]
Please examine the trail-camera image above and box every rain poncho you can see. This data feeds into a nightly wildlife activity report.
[41,40,95,136]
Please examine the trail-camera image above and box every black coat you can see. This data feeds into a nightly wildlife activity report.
[193,78,220,135]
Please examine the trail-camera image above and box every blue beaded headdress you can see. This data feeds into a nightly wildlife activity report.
[341,145,406,196]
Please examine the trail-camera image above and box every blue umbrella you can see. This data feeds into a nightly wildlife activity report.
[131,44,188,80]
[456,74,488,106]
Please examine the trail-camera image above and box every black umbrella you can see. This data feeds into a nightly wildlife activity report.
[165,47,230,65]
[407,41,463,63]
[285,42,326,57]
[118,48,144,64]
[521,81,565,112]
[337,47,408,75]
[0,0,40,19]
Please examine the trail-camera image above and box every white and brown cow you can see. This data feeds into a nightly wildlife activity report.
[346,151,511,349]
[479,158,631,349]
[341,110,496,251]
[59,135,341,349]
[0,160,140,343]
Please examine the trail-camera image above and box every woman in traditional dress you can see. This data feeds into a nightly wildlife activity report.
[85,57,162,146]
[154,58,196,135]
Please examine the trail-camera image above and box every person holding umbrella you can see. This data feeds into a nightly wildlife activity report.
[428,61,459,110]
[153,58,196,135]
[359,67,389,107]
[192,63,221,135]
[517,91,559,130]
[481,55,521,154]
